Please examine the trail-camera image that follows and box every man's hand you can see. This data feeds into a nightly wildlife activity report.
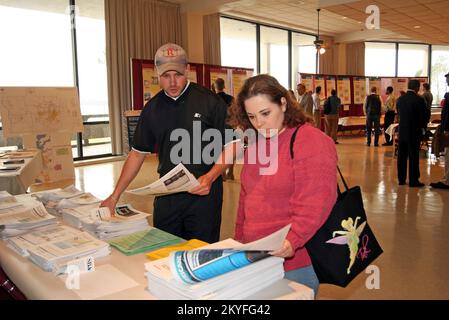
[269,239,295,258]
[100,195,118,216]
[444,131,449,137]
[188,174,214,196]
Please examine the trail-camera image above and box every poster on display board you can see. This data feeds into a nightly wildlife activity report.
[142,64,160,106]
[368,77,382,96]
[353,76,367,105]
[210,68,231,93]
[392,78,408,98]
[314,75,326,101]
[325,76,337,98]
[232,69,253,97]
[337,76,351,104]
[298,73,314,93]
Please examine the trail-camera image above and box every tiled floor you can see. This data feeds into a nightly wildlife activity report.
[31,135,449,299]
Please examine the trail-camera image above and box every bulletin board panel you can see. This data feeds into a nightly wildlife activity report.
[299,73,429,117]
[204,64,253,97]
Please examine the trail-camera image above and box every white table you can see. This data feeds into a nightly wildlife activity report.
[0,235,314,300]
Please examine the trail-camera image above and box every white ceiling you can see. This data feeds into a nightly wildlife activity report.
[168,0,449,45]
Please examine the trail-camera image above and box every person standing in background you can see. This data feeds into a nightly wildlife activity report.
[396,79,427,187]
[430,72,449,190]
[324,89,341,144]
[312,86,322,130]
[214,77,235,181]
[297,83,313,118]
[364,87,383,147]
[421,83,433,125]
[382,86,396,146]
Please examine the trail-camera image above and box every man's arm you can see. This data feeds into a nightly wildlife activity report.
[100,150,147,212]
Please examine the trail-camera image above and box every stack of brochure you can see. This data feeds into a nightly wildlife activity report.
[6,224,88,257]
[62,204,151,240]
[25,228,111,273]
[0,200,57,239]
[32,185,84,204]
[32,185,101,216]
[144,225,291,300]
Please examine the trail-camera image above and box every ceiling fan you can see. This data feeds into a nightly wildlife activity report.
[314,8,326,55]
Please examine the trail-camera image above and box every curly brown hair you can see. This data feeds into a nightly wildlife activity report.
[228,74,311,131]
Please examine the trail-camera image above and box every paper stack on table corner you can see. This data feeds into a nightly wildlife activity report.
[0,201,57,239]
[144,225,291,300]
[25,228,110,274]
[62,204,151,240]
[126,163,199,196]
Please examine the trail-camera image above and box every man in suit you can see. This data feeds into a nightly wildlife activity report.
[396,79,428,187]
[430,72,449,190]
[364,86,383,147]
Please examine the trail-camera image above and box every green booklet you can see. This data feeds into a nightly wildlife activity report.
[108,228,184,256]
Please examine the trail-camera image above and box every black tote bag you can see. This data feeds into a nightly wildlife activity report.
[290,127,383,287]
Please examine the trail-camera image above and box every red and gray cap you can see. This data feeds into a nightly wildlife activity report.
[154,43,188,76]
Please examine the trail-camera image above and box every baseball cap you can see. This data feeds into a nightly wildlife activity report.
[444,72,449,77]
[154,43,188,76]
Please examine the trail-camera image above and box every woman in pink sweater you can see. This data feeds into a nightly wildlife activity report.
[229,75,337,294]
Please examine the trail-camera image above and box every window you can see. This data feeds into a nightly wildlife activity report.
[431,45,449,105]
[260,26,289,89]
[220,17,257,71]
[398,43,428,77]
[73,0,111,157]
[292,32,317,89]
[0,1,74,86]
[0,0,111,158]
[365,42,396,77]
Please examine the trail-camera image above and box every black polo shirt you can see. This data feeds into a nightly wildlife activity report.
[132,82,228,178]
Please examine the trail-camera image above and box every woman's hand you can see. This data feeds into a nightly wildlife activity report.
[269,239,294,258]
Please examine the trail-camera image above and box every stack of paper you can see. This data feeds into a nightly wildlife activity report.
[32,185,84,203]
[62,204,151,240]
[26,229,111,273]
[45,192,102,216]
[6,224,87,257]
[108,227,184,256]
[144,225,291,300]
[60,203,101,229]
[0,201,57,239]
[31,185,101,216]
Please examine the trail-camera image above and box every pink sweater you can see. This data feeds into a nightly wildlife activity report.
[235,124,338,271]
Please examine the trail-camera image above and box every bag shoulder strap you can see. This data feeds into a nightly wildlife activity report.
[289,125,349,191]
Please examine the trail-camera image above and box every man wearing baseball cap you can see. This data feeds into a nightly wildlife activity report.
[430,72,449,190]
[101,43,231,242]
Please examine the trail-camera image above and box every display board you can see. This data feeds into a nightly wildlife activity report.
[300,73,429,116]
[0,87,83,138]
[325,76,337,98]
[353,76,367,104]
[337,76,352,105]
